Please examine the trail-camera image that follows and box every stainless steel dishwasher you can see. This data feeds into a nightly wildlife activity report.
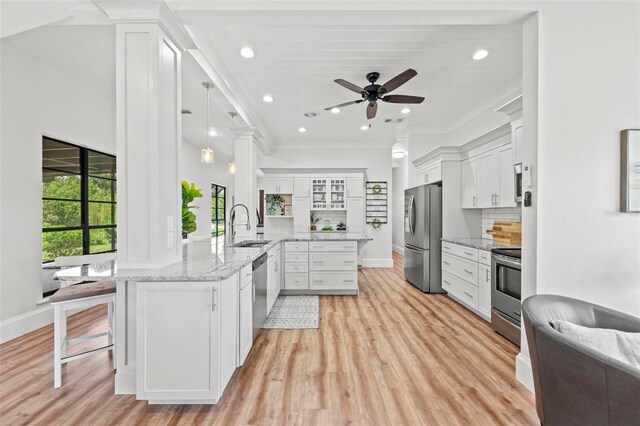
[252,253,268,341]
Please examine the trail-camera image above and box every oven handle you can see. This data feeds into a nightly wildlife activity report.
[492,255,521,270]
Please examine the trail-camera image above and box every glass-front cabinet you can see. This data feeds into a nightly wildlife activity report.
[329,179,346,210]
[312,179,327,209]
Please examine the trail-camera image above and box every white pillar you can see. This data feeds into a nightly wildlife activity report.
[103,2,190,268]
[232,130,258,240]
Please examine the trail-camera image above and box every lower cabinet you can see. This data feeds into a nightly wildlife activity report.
[136,275,238,403]
[267,246,281,314]
[238,265,253,366]
[441,242,492,321]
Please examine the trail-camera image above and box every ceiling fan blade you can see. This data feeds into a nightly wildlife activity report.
[382,94,425,104]
[324,99,365,110]
[366,102,378,120]
[380,69,417,94]
[334,79,365,95]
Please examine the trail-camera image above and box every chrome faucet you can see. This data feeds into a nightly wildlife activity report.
[228,203,251,245]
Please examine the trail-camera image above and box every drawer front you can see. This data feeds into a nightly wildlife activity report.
[285,252,308,263]
[285,242,309,252]
[479,250,492,266]
[285,262,309,273]
[442,253,478,285]
[240,264,253,287]
[441,272,456,293]
[309,252,357,271]
[309,272,357,290]
[285,273,308,290]
[309,241,357,252]
[457,280,479,310]
[441,242,478,262]
[442,272,478,310]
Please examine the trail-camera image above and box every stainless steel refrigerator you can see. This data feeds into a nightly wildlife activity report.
[404,184,443,293]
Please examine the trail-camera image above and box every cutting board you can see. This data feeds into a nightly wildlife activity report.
[486,221,522,244]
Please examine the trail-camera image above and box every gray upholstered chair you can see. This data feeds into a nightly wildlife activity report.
[522,294,640,426]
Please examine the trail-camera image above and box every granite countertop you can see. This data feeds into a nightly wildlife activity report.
[56,233,372,283]
[441,237,520,251]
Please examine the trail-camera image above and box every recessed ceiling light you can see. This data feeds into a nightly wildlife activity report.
[298,127,307,133]
[240,47,255,59]
[331,107,340,114]
[360,125,369,131]
[262,94,274,103]
[473,49,489,60]
[304,112,318,118]
[209,129,218,136]
[401,108,411,114]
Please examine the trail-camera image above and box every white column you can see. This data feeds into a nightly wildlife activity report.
[110,10,184,268]
[232,130,258,240]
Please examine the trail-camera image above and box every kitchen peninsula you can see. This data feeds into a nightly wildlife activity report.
[56,233,370,405]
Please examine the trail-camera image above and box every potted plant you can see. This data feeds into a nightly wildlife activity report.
[182,180,203,239]
[266,194,285,216]
[310,211,321,231]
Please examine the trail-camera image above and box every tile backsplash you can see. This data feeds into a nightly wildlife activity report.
[481,207,522,239]
[313,210,347,228]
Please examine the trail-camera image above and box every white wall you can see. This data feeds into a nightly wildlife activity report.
[181,140,235,239]
[392,157,408,253]
[0,41,115,338]
[260,147,393,266]
[535,1,640,316]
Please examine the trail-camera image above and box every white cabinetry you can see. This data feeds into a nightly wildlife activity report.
[284,242,309,290]
[264,178,293,194]
[441,242,491,321]
[346,177,364,197]
[238,265,253,366]
[293,197,310,234]
[425,161,442,184]
[267,246,281,314]
[461,158,477,208]
[136,275,238,403]
[512,119,524,164]
[346,196,365,234]
[293,178,310,197]
[468,144,516,209]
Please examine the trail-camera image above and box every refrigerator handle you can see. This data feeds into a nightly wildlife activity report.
[410,195,416,235]
[408,195,414,235]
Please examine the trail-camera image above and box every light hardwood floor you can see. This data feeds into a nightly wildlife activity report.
[0,252,537,425]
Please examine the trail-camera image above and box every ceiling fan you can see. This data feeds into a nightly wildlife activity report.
[325,69,425,121]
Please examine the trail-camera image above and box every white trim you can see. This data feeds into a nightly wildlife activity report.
[392,244,404,255]
[363,258,394,268]
[516,352,535,393]
[0,305,53,344]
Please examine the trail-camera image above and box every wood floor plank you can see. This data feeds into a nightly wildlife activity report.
[0,252,537,425]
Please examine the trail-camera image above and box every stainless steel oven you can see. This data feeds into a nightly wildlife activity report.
[491,248,521,346]
[514,163,523,203]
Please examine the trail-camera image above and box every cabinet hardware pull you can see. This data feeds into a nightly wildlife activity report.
[443,261,451,266]
[443,280,451,285]
[344,261,354,264]
[443,246,451,250]
[486,269,490,280]
[314,261,324,264]
[473,195,477,206]
[464,292,472,298]
[464,251,473,256]
[314,280,324,284]
[345,280,355,283]
[211,288,217,311]
[464,269,473,274]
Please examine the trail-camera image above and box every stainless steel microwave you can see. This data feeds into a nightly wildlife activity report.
[514,163,523,203]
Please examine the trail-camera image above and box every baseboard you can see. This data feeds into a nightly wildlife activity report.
[392,244,404,255]
[516,352,535,393]
[0,305,53,344]
[363,258,394,268]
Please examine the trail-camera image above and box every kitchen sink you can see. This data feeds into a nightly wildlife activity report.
[230,240,271,248]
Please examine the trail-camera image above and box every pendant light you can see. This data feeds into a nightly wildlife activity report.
[228,112,238,174]
[200,82,215,164]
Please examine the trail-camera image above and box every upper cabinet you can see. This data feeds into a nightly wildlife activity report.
[346,177,364,198]
[512,119,524,164]
[477,150,500,208]
[264,178,293,194]
[293,178,310,197]
[461,158,477,208]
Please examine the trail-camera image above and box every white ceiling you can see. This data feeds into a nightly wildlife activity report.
[178,10,523,148]
[3,24,246,159]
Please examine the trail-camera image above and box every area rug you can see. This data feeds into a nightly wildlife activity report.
[262,295,319,329]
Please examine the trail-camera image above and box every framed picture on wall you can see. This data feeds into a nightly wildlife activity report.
[621,129,640,212]
[283,205,292,216]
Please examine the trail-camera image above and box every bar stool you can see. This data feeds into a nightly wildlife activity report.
[51,254,116,388]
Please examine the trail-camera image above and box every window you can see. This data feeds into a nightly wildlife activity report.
[42,137,116,265]
[211,184,225,240]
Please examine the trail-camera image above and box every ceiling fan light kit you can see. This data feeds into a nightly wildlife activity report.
[325,69,425,121]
